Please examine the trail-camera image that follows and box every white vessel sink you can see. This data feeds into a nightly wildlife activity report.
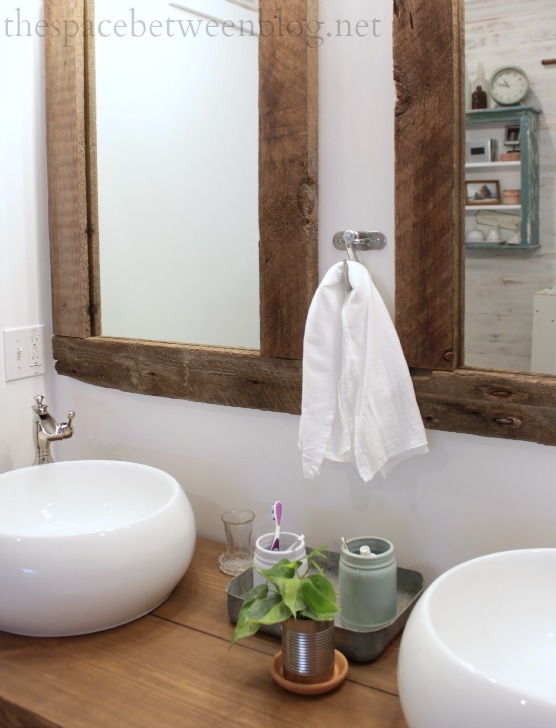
[398,549,556,728]
[0,460,196,637]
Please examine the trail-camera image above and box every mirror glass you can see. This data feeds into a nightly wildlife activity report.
[95,0,260,349]
[464,0,556,374]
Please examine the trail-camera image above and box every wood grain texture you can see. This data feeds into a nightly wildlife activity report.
[45,0,90,338]
[393,0,464,370]
[413,367,556,444]
[0,538,408,728]
[0,699,61,728]
[47,0,318,412]
[259,0,319,359]
[84,0,101,335]
[53,336,303,413]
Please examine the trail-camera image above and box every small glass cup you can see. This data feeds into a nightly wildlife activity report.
[219,509,255,576]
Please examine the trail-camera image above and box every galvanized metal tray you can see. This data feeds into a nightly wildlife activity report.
[226,548,424,662]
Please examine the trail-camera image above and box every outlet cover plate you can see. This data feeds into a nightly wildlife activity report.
[3,325,46,381]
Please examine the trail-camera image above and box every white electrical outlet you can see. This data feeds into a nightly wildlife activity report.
[3,325,46,381]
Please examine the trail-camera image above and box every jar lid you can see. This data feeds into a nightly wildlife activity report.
[342,536,395,562]
[359,545,377,558]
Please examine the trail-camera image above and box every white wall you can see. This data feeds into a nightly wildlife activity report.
[0,0,55,471]
[2,0,555,586]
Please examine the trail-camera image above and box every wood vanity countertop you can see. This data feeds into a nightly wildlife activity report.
[0,538,409,727]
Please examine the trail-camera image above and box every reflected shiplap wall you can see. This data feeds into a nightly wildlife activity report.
[464,0,556,371]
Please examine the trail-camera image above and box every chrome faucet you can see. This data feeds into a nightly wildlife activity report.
[32,395,75,465]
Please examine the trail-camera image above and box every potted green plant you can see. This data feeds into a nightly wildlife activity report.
[230,547,340,685]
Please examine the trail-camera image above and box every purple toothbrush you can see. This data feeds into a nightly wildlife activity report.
[271,501,283,551]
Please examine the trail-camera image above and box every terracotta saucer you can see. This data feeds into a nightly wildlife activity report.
[269,650,349,695]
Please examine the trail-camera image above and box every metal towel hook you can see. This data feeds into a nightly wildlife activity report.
[333,230,387,252]
[335,229,387,292]
[343,230,358,292]
[343,230,359,262]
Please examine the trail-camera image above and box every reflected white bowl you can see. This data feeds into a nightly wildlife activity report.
[0,460,196,637]
[398,549,556,728]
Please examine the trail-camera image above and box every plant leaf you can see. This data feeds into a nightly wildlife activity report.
[230,590,286,647]
[242,592,282,621]
[229,583,271,648]
[272,577,304,617]
[300,574,339,616]
[240,592,292,624]
[229,546,340,649]
[230,609,262,647]
[254,600,292,625]
[241,582,269,607]
[257,559,299,583]
[306,546,329,575]
[300,608,338,621]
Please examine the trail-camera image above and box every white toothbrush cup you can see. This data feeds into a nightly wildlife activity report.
[253,532,308,587]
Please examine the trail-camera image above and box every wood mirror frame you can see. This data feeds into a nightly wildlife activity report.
[394,0,556,446]
[45,0,318,414]
[46,0,556,445]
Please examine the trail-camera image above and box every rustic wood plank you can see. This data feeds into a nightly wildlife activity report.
[347,638,402,694]
[53,336,303,413]
[413,367,556,444]
[259,0,319,359]
[0,699,61,728]
[0,538,408,728]
[394,0,464,370]
[0,623,407,728]
[154,537,235,638]
[44,0,90,338]
[84,0,101,335]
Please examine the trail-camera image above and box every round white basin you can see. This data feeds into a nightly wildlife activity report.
[398,549,556,728]
[0,460,196,637]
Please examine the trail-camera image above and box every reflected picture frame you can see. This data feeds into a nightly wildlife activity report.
[465,180,501,206]
[504,124,521,147]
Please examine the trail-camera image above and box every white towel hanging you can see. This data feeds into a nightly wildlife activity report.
[298,260,428,482]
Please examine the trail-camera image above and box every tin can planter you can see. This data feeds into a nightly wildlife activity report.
[281,618,335,684]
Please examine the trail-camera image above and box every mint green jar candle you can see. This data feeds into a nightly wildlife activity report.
[339,537,397,631]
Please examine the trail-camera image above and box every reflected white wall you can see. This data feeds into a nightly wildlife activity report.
[96,0,260,347]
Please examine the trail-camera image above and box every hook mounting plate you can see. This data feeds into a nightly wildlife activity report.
[333,231,387,251]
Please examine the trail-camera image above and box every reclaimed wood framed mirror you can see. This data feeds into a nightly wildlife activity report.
[46,0,556,446]
[394,0,556,446]
[45,0,318,414]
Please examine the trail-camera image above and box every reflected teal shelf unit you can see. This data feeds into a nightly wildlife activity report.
[465,106,541,250]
